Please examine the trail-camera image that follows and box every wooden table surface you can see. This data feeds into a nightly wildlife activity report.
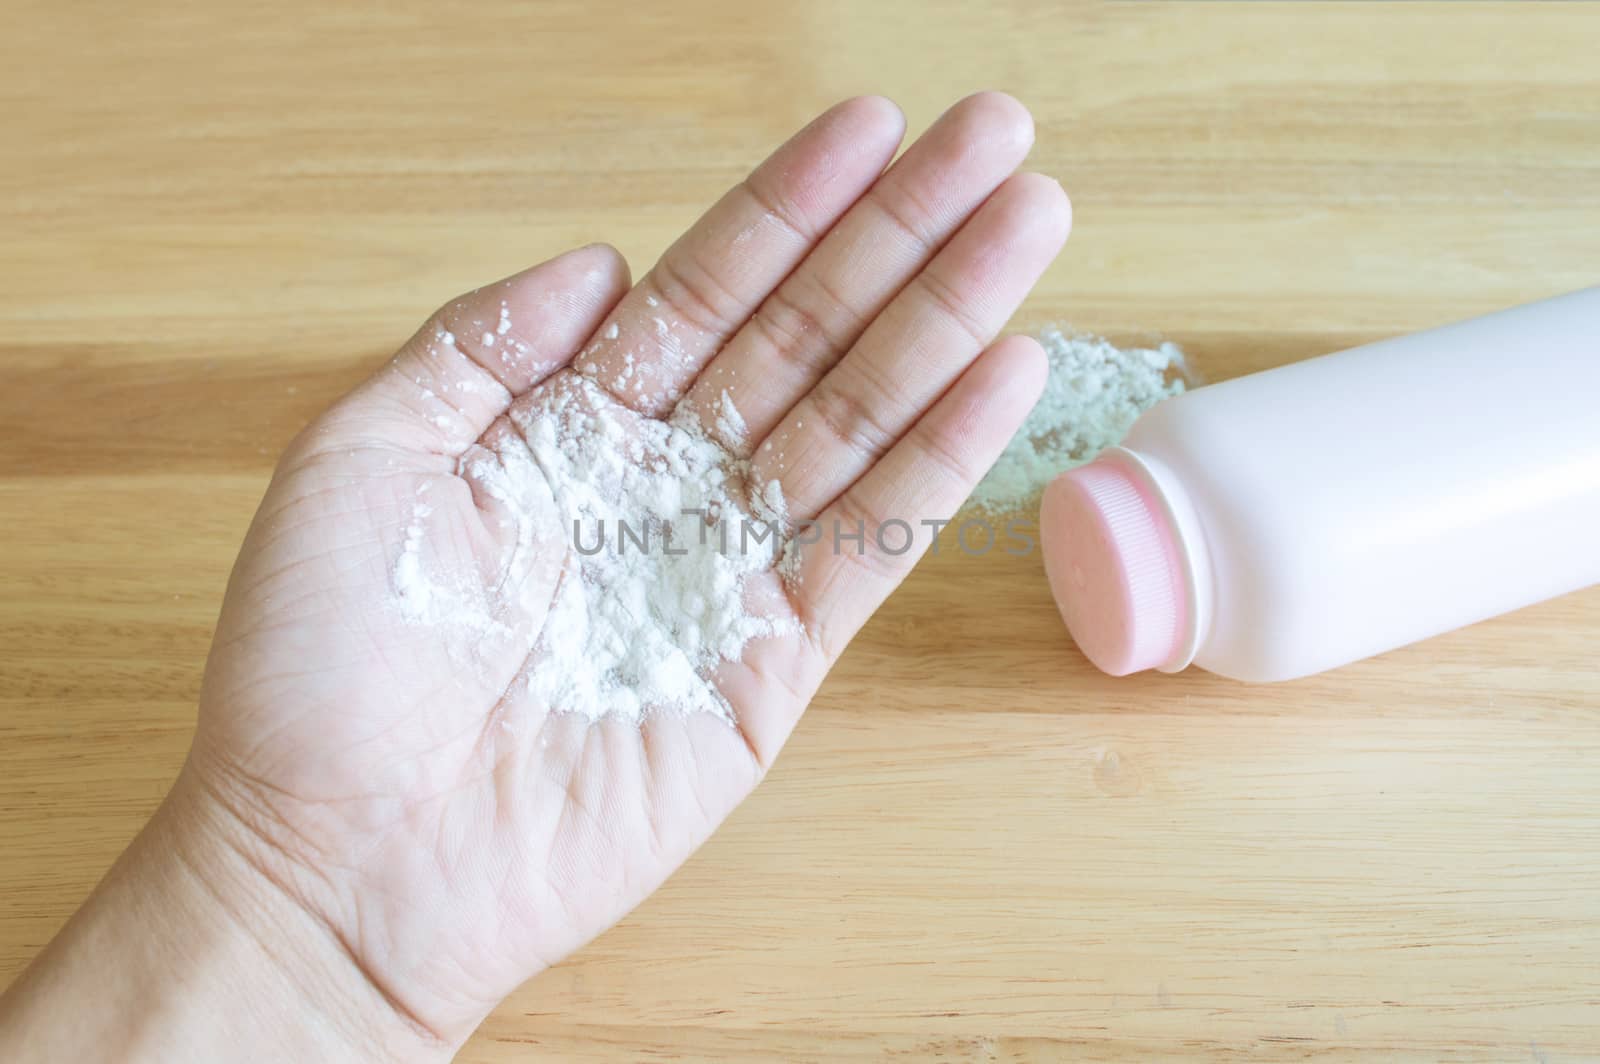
[4,2,1598,1060]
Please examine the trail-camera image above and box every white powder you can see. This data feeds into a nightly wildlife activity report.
[393,492,435,618]
[392,482,516,642]
[713,389,748,449]
[391,369,788,725]
[968,326,1191,514]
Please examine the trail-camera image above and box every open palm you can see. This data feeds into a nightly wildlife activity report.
[189,93,1070,1046]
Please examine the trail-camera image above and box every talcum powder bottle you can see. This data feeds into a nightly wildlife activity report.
[1040,288,1600,681]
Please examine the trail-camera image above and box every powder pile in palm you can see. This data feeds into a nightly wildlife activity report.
[968,326,1190,514]
[391,367,788,724]
[507,377,788,722]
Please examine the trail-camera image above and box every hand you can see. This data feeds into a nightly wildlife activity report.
[2,93,1070,1062]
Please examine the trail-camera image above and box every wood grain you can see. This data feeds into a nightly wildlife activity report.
[3,1,1598,1059]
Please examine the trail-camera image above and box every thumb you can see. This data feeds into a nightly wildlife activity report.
[313,243,630,457]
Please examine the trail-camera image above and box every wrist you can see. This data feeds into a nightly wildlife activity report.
[155,767,462,1062]
[0,767,459,1064]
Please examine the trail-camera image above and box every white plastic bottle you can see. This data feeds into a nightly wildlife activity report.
[1040,288,1600,681]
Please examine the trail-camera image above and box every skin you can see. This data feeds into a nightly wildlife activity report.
[0,93,1070,1062]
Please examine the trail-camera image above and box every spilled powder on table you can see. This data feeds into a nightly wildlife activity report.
[966,326,1191,514]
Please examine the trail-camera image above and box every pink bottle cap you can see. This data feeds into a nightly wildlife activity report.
[1039,457,1190,676]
